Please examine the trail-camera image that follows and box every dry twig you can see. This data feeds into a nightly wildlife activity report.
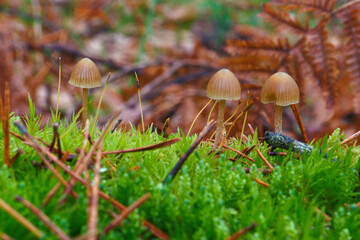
[290,104,308,142]
[102,138,180,155]
[87,140,103,240]
[254,178,269,188]
[0,198,43,238]
[15,196,70,240]
[227,223,257,240]
[104,193,151,234]
[255,147,274,170]
[163,120,216,184]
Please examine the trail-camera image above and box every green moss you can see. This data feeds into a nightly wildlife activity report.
[0,108,360,239]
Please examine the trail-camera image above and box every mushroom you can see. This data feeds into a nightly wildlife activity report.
[207,69,241,149]
[261,72,299,133]
[69,58,102,128]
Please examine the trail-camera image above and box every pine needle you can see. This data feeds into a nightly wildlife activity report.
[91,72,111,136]
[187,99,212,137]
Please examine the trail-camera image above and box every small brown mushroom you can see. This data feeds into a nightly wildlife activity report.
[261,72,299,133]
[69,58,102,128]
[207,69,241,149]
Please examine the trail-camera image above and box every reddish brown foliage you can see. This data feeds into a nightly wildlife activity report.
[2,0,360,140]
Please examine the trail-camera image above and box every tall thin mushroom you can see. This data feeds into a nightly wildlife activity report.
[69,58,102,128]
[261,72,299,133]
[207,69,241,149]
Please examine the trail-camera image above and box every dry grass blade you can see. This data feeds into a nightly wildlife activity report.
[255,147,274,170]
[162,120,216,184]
[102,138,181,155]
[161,117,170,135]
[340,130,360,145]
[87,140,103,240]
[15,196,70,240]
[104,193,151,234]
[248,123,255,135]
[222,100,254,146]
[0,198,43,238]
[227,222,257,240]
[290,104,308,142]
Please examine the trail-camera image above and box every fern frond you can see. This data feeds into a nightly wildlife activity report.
[225,38,290,56]
[285,50,313,98]
[233,26,270,40]
[261,3,309,34]
[221,55,283,75]
[271,0,336,14]
[300,19,339,107]
[336,5,360,113]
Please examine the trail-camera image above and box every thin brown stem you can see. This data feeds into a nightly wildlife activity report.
[254,178,269,188]
[163,120,216,183]
[290,104,308,142]
[0,231,14,240]
[15,196,70,240]
[82,88,88,129]
[207,139,255,163]
[0,198,43,238]
[227,223,257,240]
[104,193,150,234]
[214,99,226,149]
[255,147,274,170]
[42,183,61,207]
[340,130,360,145]
[274,105,283,133]
[9,148,23,166]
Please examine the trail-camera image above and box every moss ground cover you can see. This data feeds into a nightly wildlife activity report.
[0,98,360,239]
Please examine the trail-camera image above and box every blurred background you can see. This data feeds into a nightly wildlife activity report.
[0,0,358,141]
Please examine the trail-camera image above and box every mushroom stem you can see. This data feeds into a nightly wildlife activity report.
[274,105,283,133]
[82,88,88,129]
[214,99,226,149]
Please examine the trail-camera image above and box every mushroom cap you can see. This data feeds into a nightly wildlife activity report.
[69,58,102,88]
[206,69,241,100]
[261,72,299,106]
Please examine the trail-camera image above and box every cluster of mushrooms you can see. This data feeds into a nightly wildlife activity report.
[68,58,300,150]
[207,69,299,149]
